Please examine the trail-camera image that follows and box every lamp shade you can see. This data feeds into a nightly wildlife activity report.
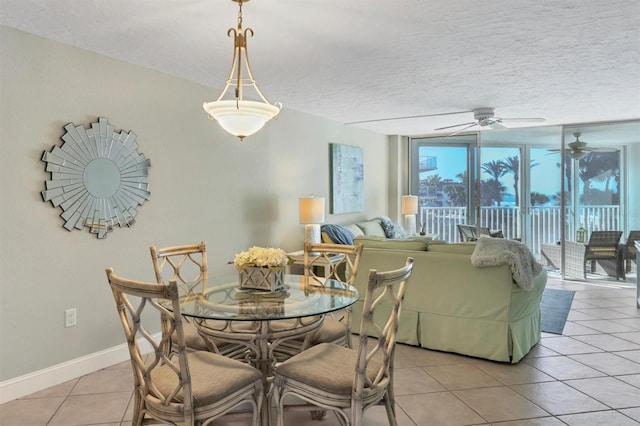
[401,195,419,215]
[299,197,325,224]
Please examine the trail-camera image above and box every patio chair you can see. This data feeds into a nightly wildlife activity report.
[583,231,623,280]
[623,230,640,272]
[270,257,414,426]
[105,268,263,426]
[457,224,504,241]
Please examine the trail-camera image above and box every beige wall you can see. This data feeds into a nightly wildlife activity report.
[0,26,389,381]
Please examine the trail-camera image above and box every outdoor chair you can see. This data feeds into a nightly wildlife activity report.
[583,230,623,280]
[457,224,504,242]
[270,257,414,426]
[273,242,364,361]
[623,230,640,273]
[105,268,263,426]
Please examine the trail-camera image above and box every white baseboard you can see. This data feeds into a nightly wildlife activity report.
[0,334,158,404]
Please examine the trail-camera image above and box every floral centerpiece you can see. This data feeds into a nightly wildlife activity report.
[234,246,289,292]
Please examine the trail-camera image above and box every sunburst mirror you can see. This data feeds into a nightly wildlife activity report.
[41,117,151,239]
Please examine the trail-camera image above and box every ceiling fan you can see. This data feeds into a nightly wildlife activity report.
[548,132,619,160]
[434,107,545,135]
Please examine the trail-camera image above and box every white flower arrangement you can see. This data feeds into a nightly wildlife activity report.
[233,246,290,271]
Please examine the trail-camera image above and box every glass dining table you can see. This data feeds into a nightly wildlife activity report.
[168,273,359,424]
[175,273,358,368]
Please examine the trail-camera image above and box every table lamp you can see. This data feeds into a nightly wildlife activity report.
[299,196,325,245]
[401,195,418,235]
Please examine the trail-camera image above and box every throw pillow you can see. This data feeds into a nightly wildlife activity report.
[375,216,408,239]
[355,220,387,237]
[320,224,355,245]
[343,224,365,238]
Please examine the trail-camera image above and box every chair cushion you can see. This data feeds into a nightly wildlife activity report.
[310,317,348,344]
[151,351,260,405]
[172,322,209,351]
[275,343,380,394]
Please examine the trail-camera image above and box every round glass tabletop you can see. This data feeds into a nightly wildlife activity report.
[173,274,359,321]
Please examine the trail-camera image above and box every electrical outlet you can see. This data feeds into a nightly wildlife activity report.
[65,308,77,328]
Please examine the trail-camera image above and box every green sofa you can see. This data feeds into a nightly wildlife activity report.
[350,241,547,363]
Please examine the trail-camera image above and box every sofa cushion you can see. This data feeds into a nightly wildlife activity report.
[343,224,365,238]
[356,220,386,237]
[427,242,476,255]
[354,235,428,251]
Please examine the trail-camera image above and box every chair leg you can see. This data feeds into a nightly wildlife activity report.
[131,388,144,426]
[384,395,398,426]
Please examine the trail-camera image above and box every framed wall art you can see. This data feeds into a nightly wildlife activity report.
[330,143,364,214]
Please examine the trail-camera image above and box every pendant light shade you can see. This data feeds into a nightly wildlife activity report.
[203,100,281,139]
[203,0,281,140]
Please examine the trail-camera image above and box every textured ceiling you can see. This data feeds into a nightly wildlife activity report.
[1,0,639,136]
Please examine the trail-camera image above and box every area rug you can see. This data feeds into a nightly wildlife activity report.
[540,288,575,334]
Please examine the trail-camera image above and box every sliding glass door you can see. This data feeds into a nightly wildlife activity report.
[409,135,476,242]
[409,120,639,281]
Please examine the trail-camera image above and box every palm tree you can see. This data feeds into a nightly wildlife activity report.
[578,152,620,205]
[481,160,506,206]
[500,156,539,206]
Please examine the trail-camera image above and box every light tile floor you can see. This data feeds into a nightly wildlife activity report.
[1,273,639,425]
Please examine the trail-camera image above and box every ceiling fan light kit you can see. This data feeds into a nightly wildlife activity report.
[203,0,282,141]
[548,132,618,160]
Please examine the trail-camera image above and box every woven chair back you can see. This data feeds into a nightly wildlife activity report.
[303,242,364,285]
[353,258,414,403]
[150,241,208,296]
[105,268,194,424]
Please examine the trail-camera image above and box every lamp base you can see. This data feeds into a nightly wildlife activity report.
[304,224,321,245]
[404,215,416,236]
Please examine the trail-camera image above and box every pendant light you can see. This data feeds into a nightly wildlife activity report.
[203,0,281,140]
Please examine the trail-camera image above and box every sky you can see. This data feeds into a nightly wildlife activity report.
[418,146,563,205]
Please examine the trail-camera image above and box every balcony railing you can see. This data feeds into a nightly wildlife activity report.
[418,205,620,256]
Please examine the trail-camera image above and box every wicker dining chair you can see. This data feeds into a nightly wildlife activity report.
[583,230,623,279]
[150,241,210,353]
[272,243,363,362]
[303,242,364,347]
[105,268,263,426]
[270,257,414,426]
[150,241,250,360]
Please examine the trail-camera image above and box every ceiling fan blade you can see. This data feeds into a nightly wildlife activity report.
[589,147,619,152]
[447,123,479,136]
[488,122,507,130]
[434,121,477,131]
[346,110,471,125]
[499,117,546,123]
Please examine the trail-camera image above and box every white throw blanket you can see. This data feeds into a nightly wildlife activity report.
[470,237,543,291]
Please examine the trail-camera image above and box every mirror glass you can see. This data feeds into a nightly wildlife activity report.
[41,117,151,238]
